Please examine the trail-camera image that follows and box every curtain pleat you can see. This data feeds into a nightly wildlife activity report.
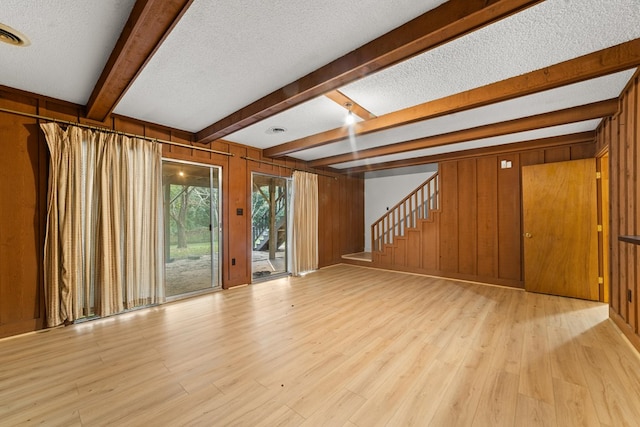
[291,171,318,275]
[41,123,164,327]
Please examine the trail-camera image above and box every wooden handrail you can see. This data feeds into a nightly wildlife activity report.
[371,173,439,252]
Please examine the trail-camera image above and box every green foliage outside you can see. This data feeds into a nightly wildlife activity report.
[169,241,217,259]
[168,184,219,248]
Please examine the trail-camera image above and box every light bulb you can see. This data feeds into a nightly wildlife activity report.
[345,110,355,125]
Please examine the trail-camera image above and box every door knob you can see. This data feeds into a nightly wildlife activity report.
[524,232,532,238]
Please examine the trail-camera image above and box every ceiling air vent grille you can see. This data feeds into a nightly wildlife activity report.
[0,23,30,47]
[266,127,287,134]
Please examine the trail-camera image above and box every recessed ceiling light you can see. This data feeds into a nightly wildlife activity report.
[266,127,287,134]
[0,23,30,47]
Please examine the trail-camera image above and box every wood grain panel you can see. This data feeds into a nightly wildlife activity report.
[422,215,439,271]
[394,238,407,267]
[608,116,621,314]
[439,162,459,273]
[0,96,45,337]
[476,157,499,278]
[497,154,521,282]
[318,175,335,268]
[625,83,637,330]
[317,174,365,268]
[544,146,571,163]
[406,229,421,268]
[599,70,640,351]
[457,159,477,275]
[226,145,249,287]
[619,94,630,322]
[635,80,640,333]
[522,159,599,300]
[519,149,545,167]
[570,142,596,160]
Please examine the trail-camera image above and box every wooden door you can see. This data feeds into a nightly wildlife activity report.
[522,158,599,300]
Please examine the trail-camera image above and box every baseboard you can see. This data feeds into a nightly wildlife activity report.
[609,308,640,354]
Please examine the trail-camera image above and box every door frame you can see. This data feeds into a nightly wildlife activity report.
[597,149,610,303]
[522,158,600,300]
[162,158,223,299]
[250,172,291,281]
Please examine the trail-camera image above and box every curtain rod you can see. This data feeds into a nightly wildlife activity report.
[0,107,234,157]
[241,156,340,179]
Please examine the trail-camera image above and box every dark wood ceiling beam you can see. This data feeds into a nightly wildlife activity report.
[85,0,194,121]
[195,0,544,144]
[325,90,376,120]
[341,131,596,174]
[265,39,640,158]
[309,99,617,167]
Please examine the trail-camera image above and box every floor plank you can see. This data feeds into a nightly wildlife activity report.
[1,264,640,426]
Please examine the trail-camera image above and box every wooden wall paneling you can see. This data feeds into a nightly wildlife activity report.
[406,229,421,268]
[439,162,459,273]
[143,124,171,142]
[544,146,572,163]
[457,159,478,275]
[394,237,407,266]
[353,176,365,254]
[597,151,611,303]
[626,83,637,331]
[606,71,640,351]
[317,175,335,268]
[421,213,439,271]
[570,142,597,160]
[0,93,45,337]
[339,176,350,263]
[619,93,629,323]
[519,149,545,167]
[610,116,621,315]
[333,176,343,263]
[113,116,145,135]
[40,99,81,122]
[635,78,640,333]
[497,153,521,282]
[226,145,250,287]
[476,156,499,278]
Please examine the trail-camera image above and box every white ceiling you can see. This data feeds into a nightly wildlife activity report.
[294,70,636,163]
[1,0,639,173]
[113,0,447,131]
[0,0,135,104]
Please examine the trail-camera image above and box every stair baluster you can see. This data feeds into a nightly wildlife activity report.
[371,173,439,254]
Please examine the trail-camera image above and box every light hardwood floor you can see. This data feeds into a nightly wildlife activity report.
[2,264,640,426]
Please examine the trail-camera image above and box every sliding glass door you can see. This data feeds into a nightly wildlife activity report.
[162,160,221,297]
[251,173,289,281]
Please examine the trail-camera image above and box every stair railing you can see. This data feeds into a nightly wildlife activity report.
[253,192,287,248]
[371,173,439,252]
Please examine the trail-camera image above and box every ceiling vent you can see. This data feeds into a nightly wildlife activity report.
[266,126,287,134]
[0,23,30,47]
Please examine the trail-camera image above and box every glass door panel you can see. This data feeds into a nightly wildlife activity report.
[162,161,221,297]
[251,173,288,281]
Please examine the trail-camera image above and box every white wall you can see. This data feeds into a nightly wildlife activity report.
[364,164,438,251]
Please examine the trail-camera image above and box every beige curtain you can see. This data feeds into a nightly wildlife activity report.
[41,123,164,327]
[291,171,318,275]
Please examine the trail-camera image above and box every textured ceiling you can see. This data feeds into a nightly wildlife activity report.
[335,121,602,170]
[217,95,362,149]
[293,70,636,164]
[0,0,135,104]
[1,0,639,173]
[113,0,447,131]
[339,0,640,116]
